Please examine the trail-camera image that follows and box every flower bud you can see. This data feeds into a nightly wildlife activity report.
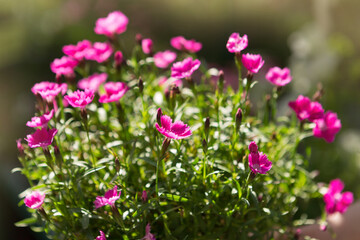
[142,190,148,202]
[204,117,210,140]
[235,108,242,133]
[218,70,224,93]
[156,108,162,126]
[319,224,327,231]
[202,139,208,154]
[138,77,144,94]
[135,33,143,45]
[16,139,24,157]
[114,51,123,68]
[248,141,258,153]
[160,138,171,158]
[115,157,120,172]
[53,145,63,169]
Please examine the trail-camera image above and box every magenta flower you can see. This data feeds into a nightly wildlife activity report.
[248,142,271,175]
[170,36,202,53]
[64,89,95,109]
[85,42,113,63]
[142,190,148,202]
[171,57,201,79]
[26,109,55,128]
[25,128,58,148]
[324,179,353,214]
[31,82,68,102]
[78,73,108,92]
[265,67,292,87]
[313,111,341,143]
[99,82,129,103]
[114,51,123,67]
[94,186,121,209]
[142,223,156,240]
[96,231,107,240]
[94,11,129,38]
[24,191,45,209]
[241,53,264,74]
[142,38,153,54]
[226,33,248,53]
[50,56,78,78]
[155,115,192,140]
[288,95,324,122]
[153,50,177,68]
[62,40,92,61]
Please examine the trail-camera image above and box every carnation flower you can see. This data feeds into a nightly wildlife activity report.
[241,53,264,74]
[50,56,78,78]
[94,186,121,209]
[96,231,107,240]
[226,33,248,53]
[153,50,177,68]
[25,128,58,148]
[323,179,353,214]
[62,40,92,61]
[170,36,202,53]
[78,73,108,92]
[313,111,341,143]
[248,142,271,175]
[265,67,292,86]
[142,38,153,54]
[142,223,156,240]
[31,82,68,102]
[94,11,129,38]
[26,109,55,128]
[85,42,113,63]
[171,57,201,79]
[24,191,45,209]
[155,115,192,140]
[288,95,324,122]
[64,89,94,109]
[99,82,129,103]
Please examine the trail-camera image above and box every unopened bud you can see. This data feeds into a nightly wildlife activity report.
[218,70,224,93]
[312,83,324,102]
[16,139,24,157]
[235,108,242,133]
[53,145,63,169]
[248,141,258,153]
[142,190,148,202]
[204,117,210,139]
[160,138,171,158]
[202,139,208,153]
[138,77,144,94]
[294,228,301,240]
[115,157,120,172]
[135,33,143,45]
[114,51,123,68]
[80,108,88,121]
[156,108,162,126]
[319,224,327,231]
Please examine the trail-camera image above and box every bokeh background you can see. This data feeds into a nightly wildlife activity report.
[1,0,360,238]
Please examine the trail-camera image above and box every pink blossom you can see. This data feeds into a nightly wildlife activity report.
[94,186,121,209]
[96,231,107,240]
[99,82,129,103]
[142,223,156,240]
[94,11,129,38]
[226,33,248,53]
[26,110,55,128]
[78,73,108,92]
[64,89,94,109]
[324,179,353,214]
[241,53,264,74]
[50,56,78,78]
[142,190,148,202]
[265,67,292,86]
[288,95,324,122]
[153,51,177,68]
[85,42,113,63]
[155,115,192,140]
[171,57,201,79]
[313,111,341,143]
[25,128,58,148]
[114,51,123,67]
[248,142,271,175]
[142,38,153,54]
[31,82,67,102]
[62,40,92,61]
[170,36,202,53]
[24,191,45,209]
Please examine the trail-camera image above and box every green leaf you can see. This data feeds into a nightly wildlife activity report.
[15,217,37,227]
[162,193,188,202]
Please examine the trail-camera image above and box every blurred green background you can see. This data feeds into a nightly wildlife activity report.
[1,0,360,238]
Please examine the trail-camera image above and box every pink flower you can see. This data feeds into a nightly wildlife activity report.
[155,115,192,140]
[62,40,92,61]
[265,67,292,86]
[153,50,177,68]
[50,56,78,78]
[313,111,341,143]
[26,109,55,128]
[171,57,201,79]
[288,95,324,122]
[170,36,202,53]
[96,231,107,240]
[142,38,153,54]
[25,128,58,148]
[78,73,108,92]
[94,186,121,209]
[31,82,68,102]
[142,223,156,240]
[324,179,353,214]
[142,190,148,202]
[64,89,94,109]
[24,191,45,209]
[114,51,123,67]
[248,142,272,175]
[94,11,129,38]
[226,33,248,53]
[85,42,113,63]
[99,82,129,103]
[241,53,264,74]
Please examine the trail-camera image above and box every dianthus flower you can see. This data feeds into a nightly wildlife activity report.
[114,51,123,67]
[31,82,68,102]
[78,73,108,92]
[241,53,264,74]
[248,142,272,175]
[99,82,128,103]
[50,56,78,78]
[142,38,153,55]
[94,11,129,38]
[62,40,92,61]
[288,95,324,122]
[94,186,121,209]
[313,111,341,143]
[26,109,55,128]
[153,50,177,68]
[25,128,58,148]
[170,36,202,53]
[155,115,192,140]
[85,42,113,63]
[324,179,353,214]
[226,33,248,53]
[96,231,107,240]
[142,223,156,240]
[24,191,45,209]
[265,67,292,87]
[64,89,94,109]
[171,57,201,79]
